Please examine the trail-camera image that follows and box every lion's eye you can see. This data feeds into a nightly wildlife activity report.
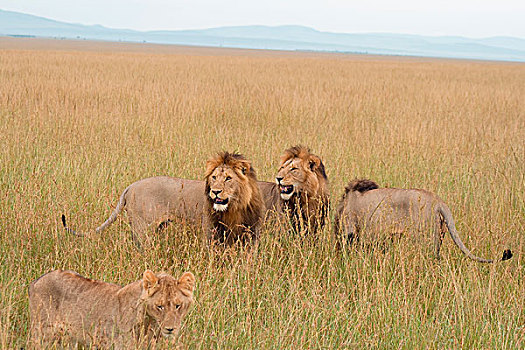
[291,167,298,172]
[225,176,232,181]
[175,304,182,310]
[212,175,216,180]
[156,305,164,311]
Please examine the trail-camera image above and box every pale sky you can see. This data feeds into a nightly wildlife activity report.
[1,0,524,38]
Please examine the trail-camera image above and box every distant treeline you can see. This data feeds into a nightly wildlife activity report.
[7,34,36,38]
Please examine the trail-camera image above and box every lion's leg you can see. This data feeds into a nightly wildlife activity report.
[156,219,173,233]
[347,217,360,246]
[30,300,61,348]
[30,321,51,348]
[29,311,42,347]
[249,230,260,256]
[336,217,359,250]
[32,322,71,349]
[206,228,214,247]
[433,217,447,260]
[129,217,150,251]
[334,225,344,250]
[433,230,441,260]
[239,225,258,247]
[307,206,322,239]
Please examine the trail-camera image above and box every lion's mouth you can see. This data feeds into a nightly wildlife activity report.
[161,331,175,339]
[280,185,294,195]
[213,197,229,205]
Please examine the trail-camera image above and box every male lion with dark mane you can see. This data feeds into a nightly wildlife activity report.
[334,179,512,263]
[258,145,329,236]
[29,269,195,348]
[62,151,264,246]
[204,151,265,245]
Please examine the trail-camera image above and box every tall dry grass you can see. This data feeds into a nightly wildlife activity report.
[0,38,524,348]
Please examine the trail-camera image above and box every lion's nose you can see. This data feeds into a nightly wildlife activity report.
[276,177,283,184]
[212,190,222,196]
[165,327,174,333]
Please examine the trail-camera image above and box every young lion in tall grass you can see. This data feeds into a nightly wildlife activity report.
[334,179,512,263]
[29,269,195,348]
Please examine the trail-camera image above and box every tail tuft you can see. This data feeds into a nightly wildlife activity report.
[502,249,513,261]
[61,214,80,236]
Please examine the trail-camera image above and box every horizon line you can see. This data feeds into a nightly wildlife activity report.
[2,8,524,41]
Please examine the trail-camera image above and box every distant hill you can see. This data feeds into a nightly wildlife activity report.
[1,9,524,62]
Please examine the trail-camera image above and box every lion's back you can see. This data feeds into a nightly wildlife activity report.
[125,176,207,224]
[30,270,80,305]
[344,187,442,229]
[30,270,119,321]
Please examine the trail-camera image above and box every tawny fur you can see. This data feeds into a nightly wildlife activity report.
[334,179,512,263]
[29,269,195,349]
[62,176,207,247]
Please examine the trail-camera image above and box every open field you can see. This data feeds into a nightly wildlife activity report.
[1,38,524,348]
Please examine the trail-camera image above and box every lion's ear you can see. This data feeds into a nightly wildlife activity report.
[238,160,251,176]
[142,270,159,296]
[309,154,327,178]
[280,154,292,166]
[178,272,195,297]
[309,155,321,171]
[205,160,217,178]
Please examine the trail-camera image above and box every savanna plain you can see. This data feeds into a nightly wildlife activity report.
[0,37,524,349]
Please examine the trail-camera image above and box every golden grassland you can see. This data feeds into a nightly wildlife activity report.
[0,37,524,348]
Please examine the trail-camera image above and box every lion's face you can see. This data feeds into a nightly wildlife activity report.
[206,153,254,213]
[275,147,326,201]
[141,271,195,339]
[276,158,307,200]
[207,165,245,211]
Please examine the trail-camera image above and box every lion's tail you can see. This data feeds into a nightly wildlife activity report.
[437,203,512,263]
[62,187,129,237]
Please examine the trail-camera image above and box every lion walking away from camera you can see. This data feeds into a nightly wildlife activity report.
[29,269,195,348]
[334,179,512,263]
